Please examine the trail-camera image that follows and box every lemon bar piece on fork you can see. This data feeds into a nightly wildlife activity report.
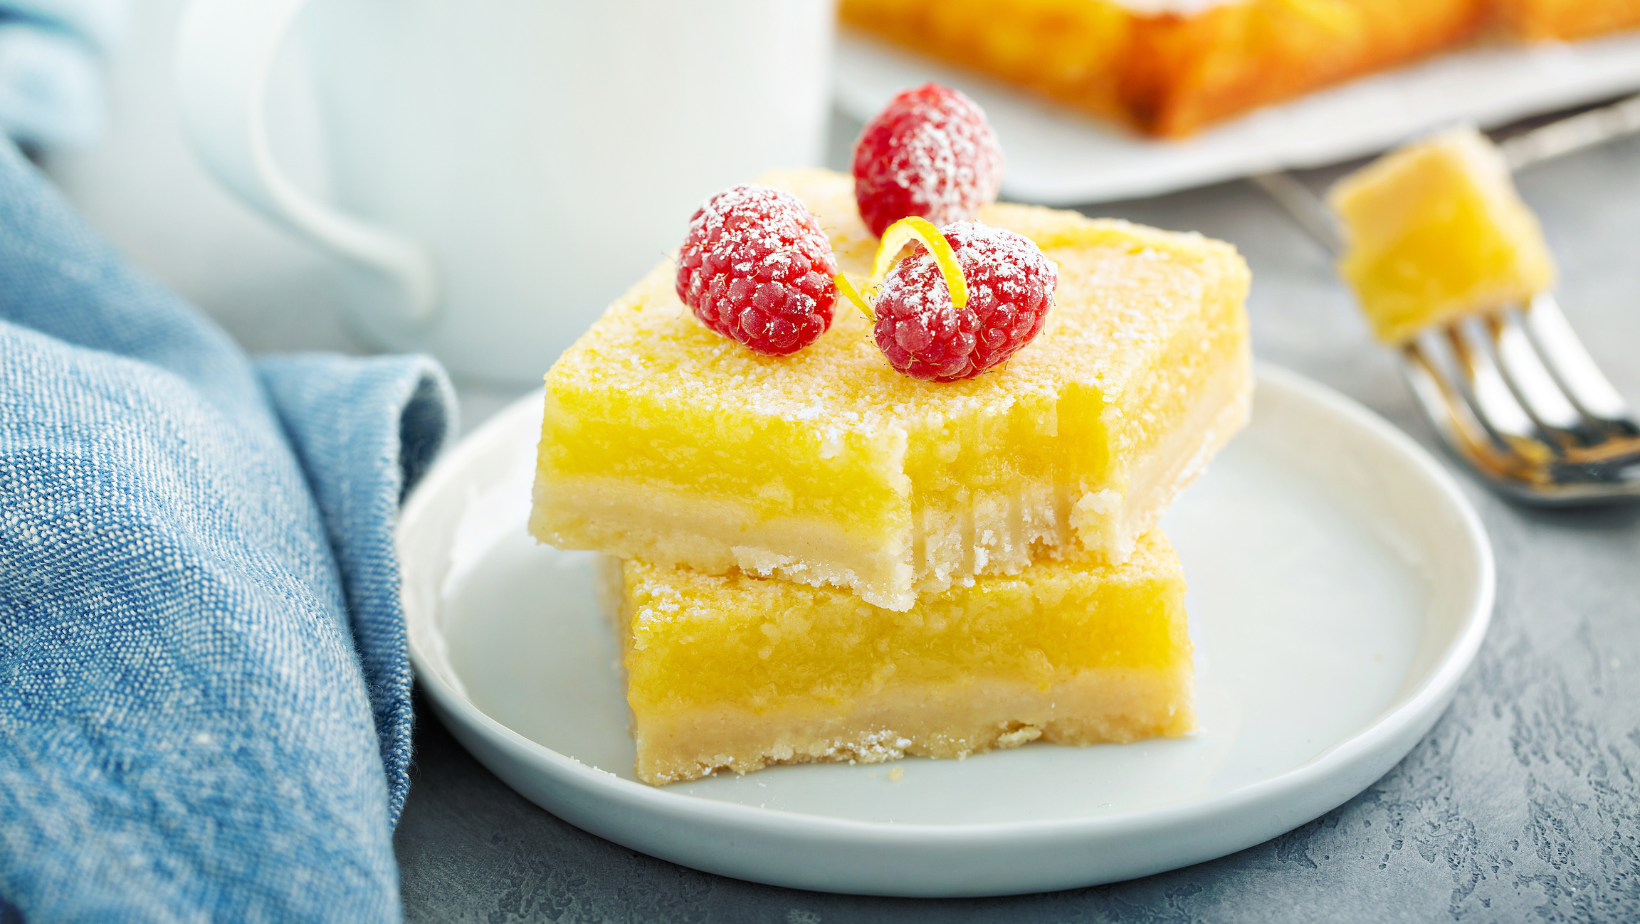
[603,530,1195,785]
[532,168,1250,610]
[1328,125,1557,344]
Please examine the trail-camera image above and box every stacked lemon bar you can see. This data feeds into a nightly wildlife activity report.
[531,169,1251,785]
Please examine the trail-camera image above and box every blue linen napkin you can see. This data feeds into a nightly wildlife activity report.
[0,123,454,923]
[0,0,127,149]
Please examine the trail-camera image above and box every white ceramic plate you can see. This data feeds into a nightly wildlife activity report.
[399,365,1493,897]
[834,29,1640,204]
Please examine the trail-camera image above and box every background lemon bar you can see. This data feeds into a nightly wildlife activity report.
[1329,126,1557,344]
[840,0,1488,137]
[1496,0,1640,40]
[533,169,1249,611]
[604,530,1195,786]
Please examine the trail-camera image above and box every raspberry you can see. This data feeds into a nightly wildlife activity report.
[872,222,1056,382]
[675,185,838,356]
[852,83,1005,239]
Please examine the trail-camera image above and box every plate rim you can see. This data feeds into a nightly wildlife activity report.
[400,363,1494,892]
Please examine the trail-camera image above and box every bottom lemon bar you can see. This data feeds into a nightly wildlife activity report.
[601,531,1195,785]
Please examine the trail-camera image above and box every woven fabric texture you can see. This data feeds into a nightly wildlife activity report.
[0,132,453,921]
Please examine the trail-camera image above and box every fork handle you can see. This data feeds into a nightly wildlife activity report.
[1499,93,1640,172]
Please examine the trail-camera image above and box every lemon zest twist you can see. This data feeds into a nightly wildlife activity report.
[832,216,969,322]
[835,273,879,321]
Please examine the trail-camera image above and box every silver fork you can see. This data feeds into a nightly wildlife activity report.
[1251,93,1640,504]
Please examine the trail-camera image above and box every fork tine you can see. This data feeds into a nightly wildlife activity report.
[1485,309,1603,448]
[1402,338,1499,453]
[1520,293,1640,436]
[1444,317,1564,461]
[1403,334,1640,498]
[1400,338,1543,483]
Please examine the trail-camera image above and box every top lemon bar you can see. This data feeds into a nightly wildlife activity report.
[531,169,1250,611]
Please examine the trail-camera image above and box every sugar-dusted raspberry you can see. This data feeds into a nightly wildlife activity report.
[852,83,1004,238]
[872,222,1056,382]
[675,184,838,356]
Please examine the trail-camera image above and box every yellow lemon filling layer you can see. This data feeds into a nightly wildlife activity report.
[604,530,1195,785]
[1329,126,1557,344]
[532,168,1250,610]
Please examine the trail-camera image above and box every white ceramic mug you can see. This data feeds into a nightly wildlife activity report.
[175,0,836,383]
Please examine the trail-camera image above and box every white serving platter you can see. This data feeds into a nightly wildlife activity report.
[833,29,1640,204]
[399,364,1493,896]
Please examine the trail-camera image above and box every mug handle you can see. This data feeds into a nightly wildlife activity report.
[173,0,438,325]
